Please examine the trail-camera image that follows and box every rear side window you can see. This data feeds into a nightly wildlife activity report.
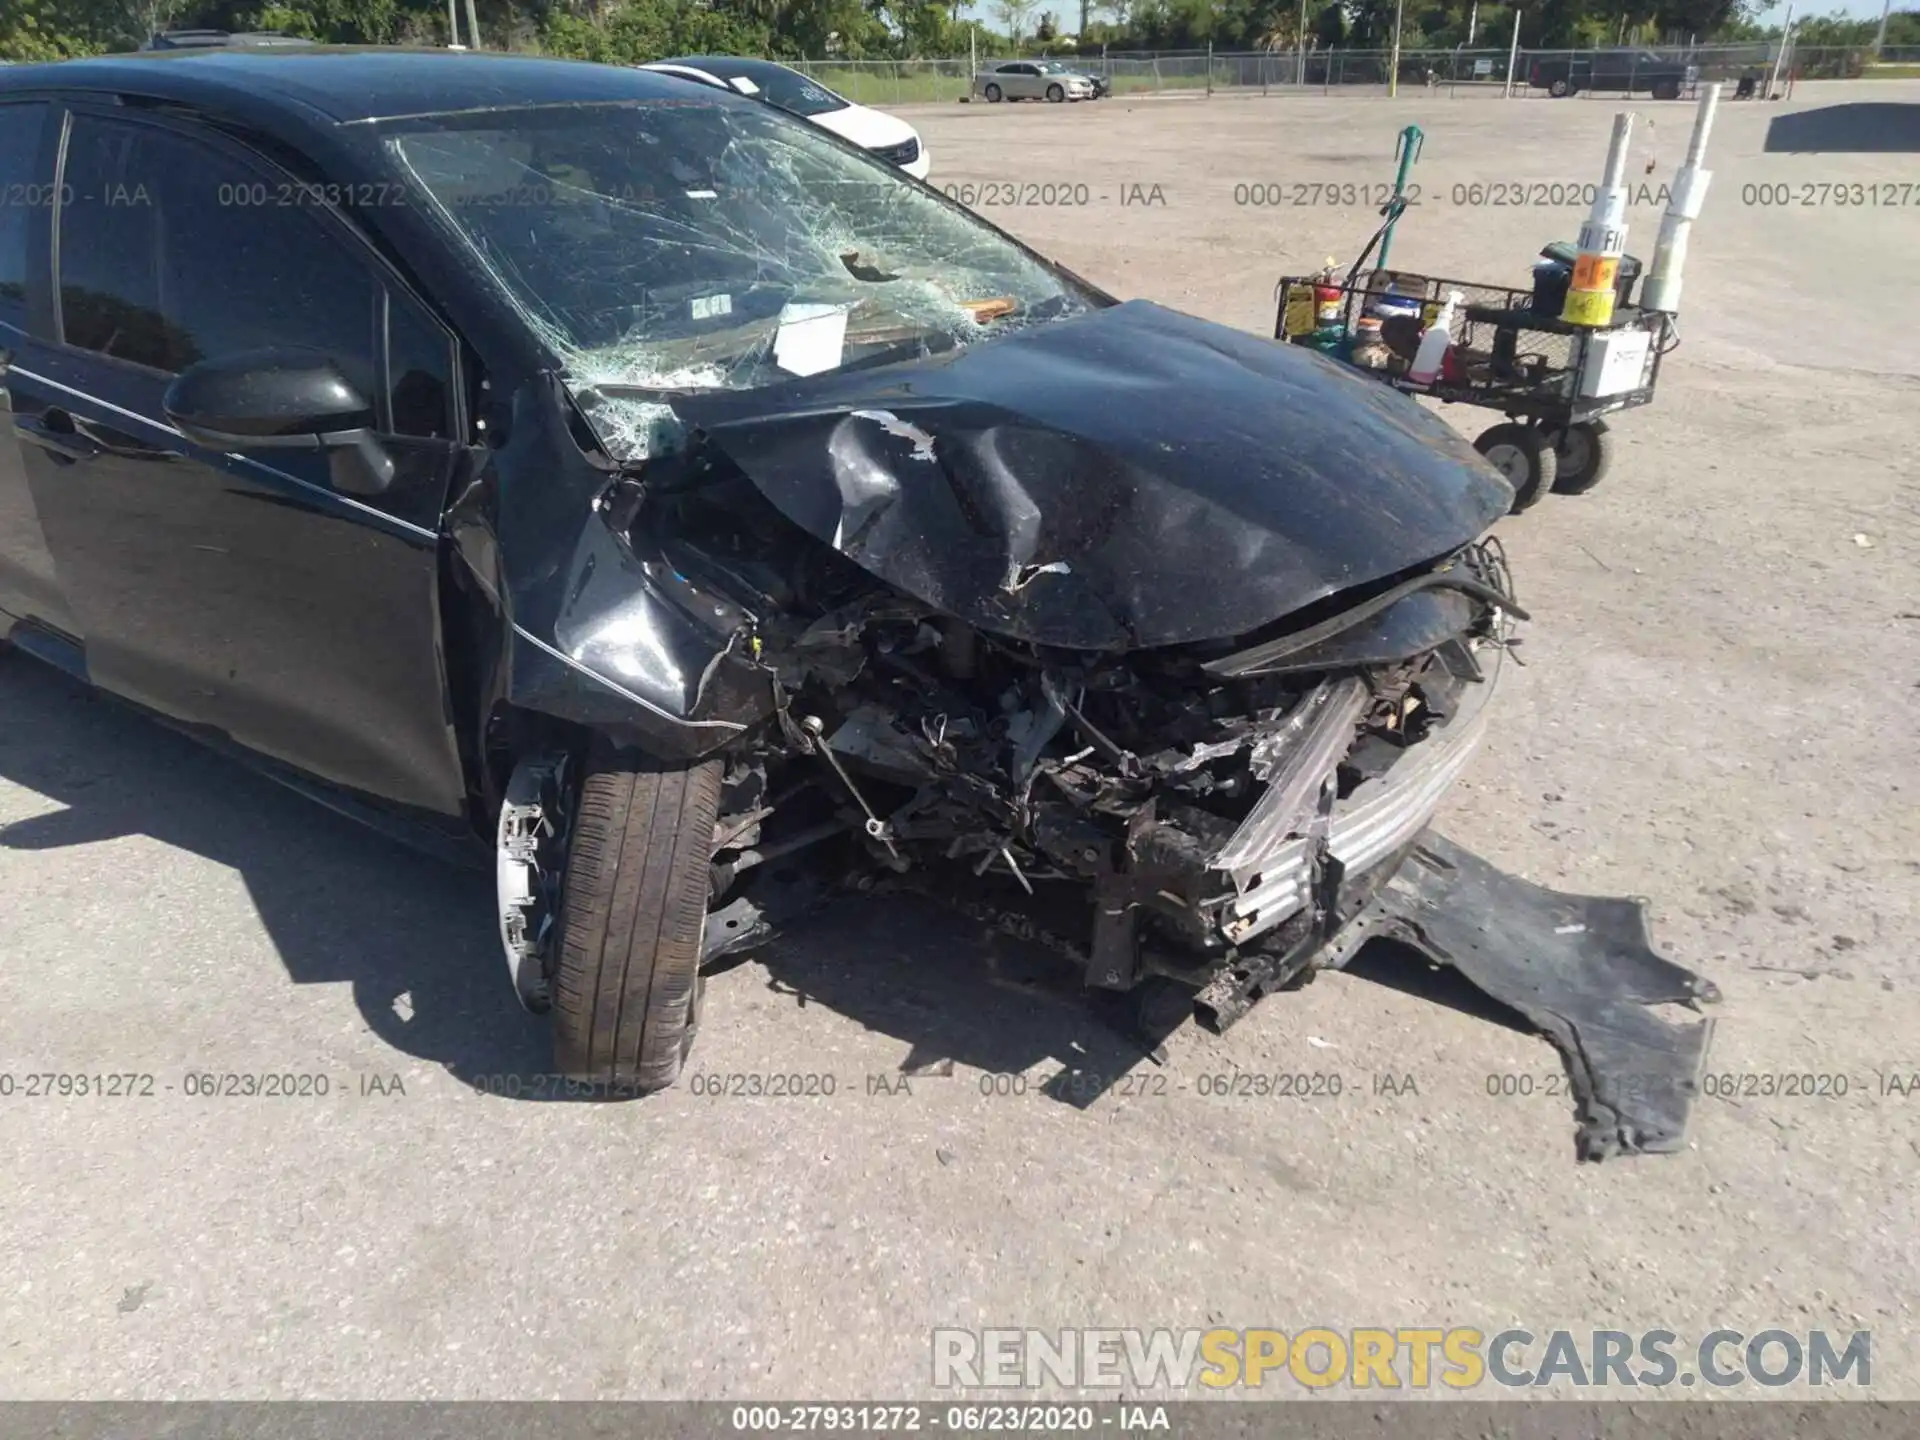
[0,102,47,333]
[58,114,376,390]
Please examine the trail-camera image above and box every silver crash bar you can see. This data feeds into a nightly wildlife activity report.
[1210,642,1503,946]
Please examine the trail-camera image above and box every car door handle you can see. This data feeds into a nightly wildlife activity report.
[14,414,100,464]
[16,410,175,464]
[70,413,176,461]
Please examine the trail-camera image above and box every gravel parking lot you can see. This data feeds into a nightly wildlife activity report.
[2,83,1916,1402]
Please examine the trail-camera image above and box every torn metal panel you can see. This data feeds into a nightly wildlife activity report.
[1338,832,1720,1160]
[671,301,1513,650]
[443,374,777,762]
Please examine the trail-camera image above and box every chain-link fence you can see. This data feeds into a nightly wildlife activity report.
[788,44,1878,106]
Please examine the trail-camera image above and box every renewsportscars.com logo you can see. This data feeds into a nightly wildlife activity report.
[931,1327,1872,1392]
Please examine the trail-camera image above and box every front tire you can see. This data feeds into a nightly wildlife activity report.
[1652,78,1682,100]
[552,740,722,1093]
[1046,83,1066,102]
[1475,422,1556,512]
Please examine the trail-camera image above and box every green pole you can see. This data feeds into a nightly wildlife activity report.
[1378,123,1423,270]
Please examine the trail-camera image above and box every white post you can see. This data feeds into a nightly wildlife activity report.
[1297,0,1307,85]
[1875,0,1892,51]
[463,0,480,48]
[446,0,459,46]
[1767,4,1793,97]
[1388,0,1404,96]
[1467,0,1478,45]
[1504,8,1520,97]
[1641,84,1720,314]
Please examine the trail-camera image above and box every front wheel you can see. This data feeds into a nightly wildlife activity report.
[1652,78,1682,100]
[1046,83,1066,102]
[1547,419,1614,495]
[551,740,723,1093]
[1475,422,1556,512]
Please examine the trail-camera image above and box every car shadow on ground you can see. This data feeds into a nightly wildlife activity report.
[727,889,1183,1104]
[0,654,1510,1103]
[1340,939,1535,1035]
[0,652,550,1085]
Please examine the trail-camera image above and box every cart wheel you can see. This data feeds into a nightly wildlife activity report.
[1548,419,1614,495]
[1474,423,1556,512]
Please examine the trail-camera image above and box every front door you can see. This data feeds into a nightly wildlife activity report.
[0,98,83,653]
[8,105,471,821]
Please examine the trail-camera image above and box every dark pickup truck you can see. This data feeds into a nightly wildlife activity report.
[1528,50,1694,99]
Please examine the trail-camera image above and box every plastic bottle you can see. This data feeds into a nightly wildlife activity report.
[1407,290,1462,387]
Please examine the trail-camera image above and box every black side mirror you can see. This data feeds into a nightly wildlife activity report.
[163,350,395,496]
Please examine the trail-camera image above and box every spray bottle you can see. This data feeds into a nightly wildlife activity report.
[1408,290,1463,387]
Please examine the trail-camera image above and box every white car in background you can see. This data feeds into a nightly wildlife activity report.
[642,56,931,181]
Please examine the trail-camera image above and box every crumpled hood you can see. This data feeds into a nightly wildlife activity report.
[673,299,1512,650]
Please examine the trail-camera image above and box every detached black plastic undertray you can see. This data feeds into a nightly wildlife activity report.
[1331,830,1720,1161]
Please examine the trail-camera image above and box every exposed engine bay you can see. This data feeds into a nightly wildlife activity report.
[619,425,1521,1031]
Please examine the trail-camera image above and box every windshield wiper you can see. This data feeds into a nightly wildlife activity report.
[834,333,958,374]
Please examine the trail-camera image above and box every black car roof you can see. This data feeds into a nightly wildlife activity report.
[0,48,701,125]
[655,56,803,84]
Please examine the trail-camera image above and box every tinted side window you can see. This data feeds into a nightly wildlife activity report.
[59,115,375,390]
[0,102,48,332]
[385,289,454,440]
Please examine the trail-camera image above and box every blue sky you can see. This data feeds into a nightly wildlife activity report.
[1752,0,1898,18]
[984,0,1902,31]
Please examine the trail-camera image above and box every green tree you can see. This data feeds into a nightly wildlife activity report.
[1312,0,1345,45]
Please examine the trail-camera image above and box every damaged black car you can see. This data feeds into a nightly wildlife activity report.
[0,51,1712,1150]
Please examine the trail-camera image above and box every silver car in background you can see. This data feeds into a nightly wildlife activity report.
[972,60,1095,103]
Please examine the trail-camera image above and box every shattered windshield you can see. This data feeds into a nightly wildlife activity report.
[385,100,1092,398]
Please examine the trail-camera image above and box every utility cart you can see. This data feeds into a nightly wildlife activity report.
[1274,263,1676,511]
[1270,83,1727,512]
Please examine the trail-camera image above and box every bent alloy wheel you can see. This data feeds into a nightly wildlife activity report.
[1547,418,1614,495]
[549,740,723,1093]
[1474,422,1556,513]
